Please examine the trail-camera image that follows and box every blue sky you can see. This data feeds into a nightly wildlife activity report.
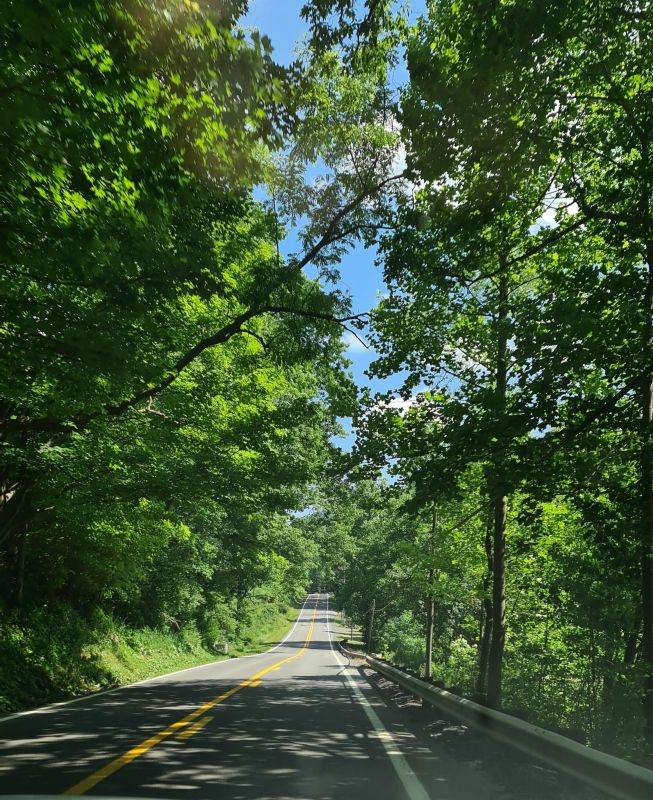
[243,1,424,447]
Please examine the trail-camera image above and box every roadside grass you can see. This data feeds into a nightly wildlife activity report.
[0,602,299,715]
[229,606,299,656]
[332,610,365,650]
[94,624,221,687]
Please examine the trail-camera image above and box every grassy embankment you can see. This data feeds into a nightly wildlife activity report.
[335,611,365,650]
[0,602,299,716]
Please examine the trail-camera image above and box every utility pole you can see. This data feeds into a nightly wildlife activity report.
[368,598,376,653]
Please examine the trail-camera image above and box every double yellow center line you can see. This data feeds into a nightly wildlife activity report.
[63,599,319,796]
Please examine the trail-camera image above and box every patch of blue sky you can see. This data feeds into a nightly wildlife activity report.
[243,1,426,452]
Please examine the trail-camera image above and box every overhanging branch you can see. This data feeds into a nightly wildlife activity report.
[2,171,401,437]
[290,172,406,272]
[0,307,371,435]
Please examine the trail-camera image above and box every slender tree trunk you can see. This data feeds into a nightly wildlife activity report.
[425,510,437,682]
[422,591,435,709]
[487,258,509,709]
[0,480,31,549]
[2,478,32,607]
[624,616,641,666]
[425,583,434,680]
[16,528,27,610]
[487,494,507,708]
[589,622,597,736]
[640,245,653,745]
[537,606,550,705]
[476,510,493,695]
[368,598,376,653]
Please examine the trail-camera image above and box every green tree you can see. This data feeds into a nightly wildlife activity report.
[403,0,653,744]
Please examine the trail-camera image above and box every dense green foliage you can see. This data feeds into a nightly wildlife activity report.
[3,0,653,773]
[0,0,397,708]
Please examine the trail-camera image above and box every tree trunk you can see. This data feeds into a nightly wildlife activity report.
[487,258,509,710]
[425,587,434,680]
[537,606,550,704]
[487,493,507,708]
[1,478,32,607]
[424,510,437,682]
[476,510,493,695]
[589,622,597,736]
[16,528,27,610]
[624,617,640,666]
[0,480,31,549]
[640,246,653,745]
[367,597,376,653]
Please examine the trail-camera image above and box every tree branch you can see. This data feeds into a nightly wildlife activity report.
[0,307,370,435]
[289,172,406,272]
[466,215,587,287]
[239,328,268,350]
[1,171,400,437]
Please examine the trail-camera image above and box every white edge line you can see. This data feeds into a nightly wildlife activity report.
[0,593,315,725]
[325,595,431,800]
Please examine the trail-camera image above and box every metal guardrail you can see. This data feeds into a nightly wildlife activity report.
[338,643,653,800]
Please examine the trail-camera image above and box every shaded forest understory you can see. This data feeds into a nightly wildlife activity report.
[3,0,653,771]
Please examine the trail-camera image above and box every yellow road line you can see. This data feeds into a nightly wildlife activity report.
[250,679,262,687]
[175,715,214,741]
[63,599,319,796]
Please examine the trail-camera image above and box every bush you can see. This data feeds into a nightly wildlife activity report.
[443,637,477,693]
[0,602,114,713]
[379,611,425,671]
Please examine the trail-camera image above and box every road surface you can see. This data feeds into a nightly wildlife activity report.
[0,594,520,799]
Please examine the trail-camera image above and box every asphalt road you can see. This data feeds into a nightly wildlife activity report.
[0,594,510,799]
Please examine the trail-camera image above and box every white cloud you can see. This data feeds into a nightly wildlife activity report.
[443,344,488,377]
[538,205,558,229]
[365,395,418,417]
[530,188,579,233]
[392,139,407,175]
[342,330,369,352]
[385,396,416,413]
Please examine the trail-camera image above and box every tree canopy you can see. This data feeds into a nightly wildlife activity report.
[3,0,653,767]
